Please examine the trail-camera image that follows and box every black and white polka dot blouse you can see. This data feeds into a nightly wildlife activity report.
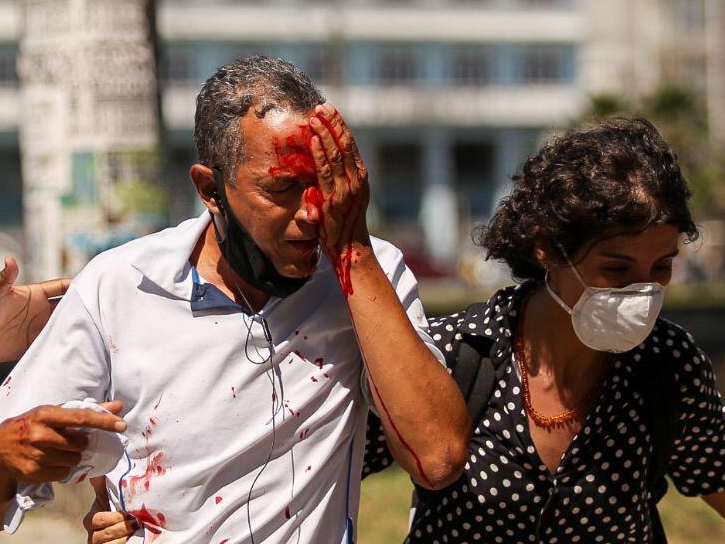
[364,282,725,544]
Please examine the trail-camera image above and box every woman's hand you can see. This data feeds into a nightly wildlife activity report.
[0,256,70,362]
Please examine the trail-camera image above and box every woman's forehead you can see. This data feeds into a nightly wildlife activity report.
[589,224,680,257]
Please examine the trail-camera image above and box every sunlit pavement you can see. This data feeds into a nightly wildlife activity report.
[0,515,86,543]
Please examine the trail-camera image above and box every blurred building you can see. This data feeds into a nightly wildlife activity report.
[584,0,725,142]
[160,0,585,272]
[0,0,722,280]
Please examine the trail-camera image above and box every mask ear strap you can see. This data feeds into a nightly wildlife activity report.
[209,167,228,244]
[555,242,588,289]
[545,270,575,315]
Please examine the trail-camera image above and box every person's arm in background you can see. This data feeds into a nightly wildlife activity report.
[0,256,70,363]
[0,402,126,526]
[703,493,725,518]
[0,258,125,529]
[307,104,470,491]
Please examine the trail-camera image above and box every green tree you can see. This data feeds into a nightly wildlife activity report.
[581,85,725,219]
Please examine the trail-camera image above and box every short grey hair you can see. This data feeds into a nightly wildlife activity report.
[193,55,325,186]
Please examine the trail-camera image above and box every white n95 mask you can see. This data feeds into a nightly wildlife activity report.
[545,264,665,354]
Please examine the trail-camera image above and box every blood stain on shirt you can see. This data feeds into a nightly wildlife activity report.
[141,417,158,440]
[128,504,166,536]
[305,465,312,472]
[284,506,291,519]
[310,376,318,383]
[215,496,223,504]
[299,428,310,440]
[153,393,164,410]
[108,335,119,355]
[314,358,324,369]
[125,452,166,494]
[231,386,237,399]
[284,400,301,417]
[2,376,11,387]
[219,540,230,544]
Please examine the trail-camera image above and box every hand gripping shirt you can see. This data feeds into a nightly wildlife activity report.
[0,213,443,543]
[364,282,725,544]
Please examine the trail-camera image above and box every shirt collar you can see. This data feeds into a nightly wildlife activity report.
[130,212,211,301]
[190,265,244,313]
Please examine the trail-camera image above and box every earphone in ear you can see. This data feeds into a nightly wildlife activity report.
[210,188,221,207]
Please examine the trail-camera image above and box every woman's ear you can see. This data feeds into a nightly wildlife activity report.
[533,226,557,270]
[190,164,222,215]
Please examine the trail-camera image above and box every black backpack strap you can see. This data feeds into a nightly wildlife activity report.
[453,337,495,426]
[636,348,681,544]
[415,303,496,507]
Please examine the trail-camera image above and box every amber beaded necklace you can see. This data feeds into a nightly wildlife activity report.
[516,292,607,429]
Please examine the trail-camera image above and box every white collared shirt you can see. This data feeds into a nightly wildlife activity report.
[0,213,443,544]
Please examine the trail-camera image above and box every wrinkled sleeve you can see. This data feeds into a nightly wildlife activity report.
[664,324,725,496]
[0,284,110,533]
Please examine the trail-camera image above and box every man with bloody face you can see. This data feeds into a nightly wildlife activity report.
[0,56,470,543]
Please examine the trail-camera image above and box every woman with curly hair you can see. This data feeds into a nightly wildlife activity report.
[365,117,725,544]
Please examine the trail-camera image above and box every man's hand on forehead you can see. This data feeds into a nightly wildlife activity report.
[306,103,370,296]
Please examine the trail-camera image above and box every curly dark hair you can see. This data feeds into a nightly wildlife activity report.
[478,117,699,281]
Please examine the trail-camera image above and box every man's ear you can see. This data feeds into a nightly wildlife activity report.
[190,164,222,215]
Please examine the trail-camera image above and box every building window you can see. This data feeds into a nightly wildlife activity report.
[0,43,18,87]
[160,43,195,84]
[450,46,493,86]
[375,143,422,220]
[518,44,571,83]
[300,45,341,85]
[454,142,495,218]
[378,46,418,84]
[519,0,574,8]
[0,148,22,225]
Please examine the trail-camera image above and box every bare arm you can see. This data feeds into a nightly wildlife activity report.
[703,491,725,519]
[0,256,70,363]
[0,402,126,526]
[308,104,470,490]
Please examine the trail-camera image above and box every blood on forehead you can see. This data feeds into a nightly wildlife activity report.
[268,124,316,182]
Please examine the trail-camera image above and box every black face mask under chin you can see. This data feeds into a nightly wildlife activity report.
[209,168,313,299]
